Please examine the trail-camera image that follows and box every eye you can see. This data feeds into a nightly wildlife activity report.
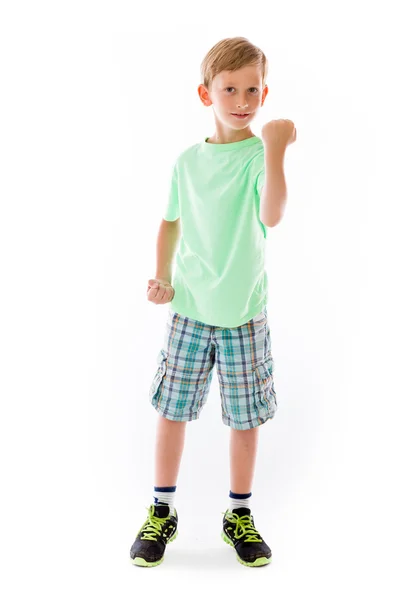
[225,87,259,93]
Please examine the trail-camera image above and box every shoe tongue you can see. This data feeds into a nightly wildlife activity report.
[153,503,170,518]
[232,507,251,518]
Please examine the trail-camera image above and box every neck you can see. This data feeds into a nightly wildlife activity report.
[207,121,255,144]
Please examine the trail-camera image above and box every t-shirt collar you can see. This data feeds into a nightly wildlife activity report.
[201,135,263,153]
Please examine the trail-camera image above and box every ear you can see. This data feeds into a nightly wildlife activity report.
[198,84,212,107]
[261,85,269,106]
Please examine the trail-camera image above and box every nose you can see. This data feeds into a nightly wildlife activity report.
[237,101,249,109]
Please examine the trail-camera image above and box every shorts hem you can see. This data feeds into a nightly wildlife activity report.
[150,401,201,423]
[221,411,276,430]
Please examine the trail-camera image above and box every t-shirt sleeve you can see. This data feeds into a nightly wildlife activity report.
[256,169,265,197]
[255,163,267,239]
[163,162,180,221]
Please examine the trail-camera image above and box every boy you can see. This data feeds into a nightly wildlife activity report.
[130,36,296,568]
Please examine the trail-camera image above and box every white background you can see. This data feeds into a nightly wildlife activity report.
[1,1,400,598]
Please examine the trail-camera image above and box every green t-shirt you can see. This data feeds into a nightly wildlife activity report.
[164,135,268,328]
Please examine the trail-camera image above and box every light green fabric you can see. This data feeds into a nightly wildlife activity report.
[164,135,268,328]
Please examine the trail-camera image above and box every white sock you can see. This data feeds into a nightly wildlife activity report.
[229,491,252,511]
[153,486,176,513]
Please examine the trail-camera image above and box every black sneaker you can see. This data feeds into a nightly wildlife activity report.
[222,507,272,567]
[130,503,178,567]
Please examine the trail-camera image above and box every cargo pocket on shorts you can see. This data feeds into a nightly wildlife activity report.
[149,349,168,405]
[252,353,277,416]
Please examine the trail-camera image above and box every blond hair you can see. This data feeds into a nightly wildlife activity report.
[200,37,268,90]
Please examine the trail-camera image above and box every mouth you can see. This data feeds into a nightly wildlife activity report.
[231,113,251,119]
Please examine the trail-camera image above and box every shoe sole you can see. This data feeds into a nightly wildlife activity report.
[130,530,178,567]
[221,531,272,567]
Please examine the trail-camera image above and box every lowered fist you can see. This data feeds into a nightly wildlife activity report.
[147,278,175,305]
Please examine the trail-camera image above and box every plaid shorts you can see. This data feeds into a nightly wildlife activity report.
[149,307,277,430]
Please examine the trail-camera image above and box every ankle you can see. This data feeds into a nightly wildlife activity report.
[153,486,177,512]
[229,491,252,511]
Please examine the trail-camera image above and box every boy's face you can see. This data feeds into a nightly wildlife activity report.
[198,65,268,130]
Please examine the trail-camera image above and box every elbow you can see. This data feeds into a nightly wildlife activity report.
[264,219,279,228]
[260,207,282,228]
[261,215,281,228]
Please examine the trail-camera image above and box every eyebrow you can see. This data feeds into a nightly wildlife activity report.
[222,83,260,87]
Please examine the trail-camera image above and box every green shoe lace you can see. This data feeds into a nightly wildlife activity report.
[138,505,170,541]
[223,510,263,543]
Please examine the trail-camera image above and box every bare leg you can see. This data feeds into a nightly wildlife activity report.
[230,426,260,493]
[154,415,187,487]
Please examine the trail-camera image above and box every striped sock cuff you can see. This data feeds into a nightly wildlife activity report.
[229,491,252,511]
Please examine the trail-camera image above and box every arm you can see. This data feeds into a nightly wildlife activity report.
[260,119,296,228]
[259,150,287,228]
[155,218,181,283]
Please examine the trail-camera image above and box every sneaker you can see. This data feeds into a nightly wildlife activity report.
[221,507,272,567]
[130,503,178,567]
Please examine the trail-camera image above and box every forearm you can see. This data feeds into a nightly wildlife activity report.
[260,149,287,227]
[155,219,181,283]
